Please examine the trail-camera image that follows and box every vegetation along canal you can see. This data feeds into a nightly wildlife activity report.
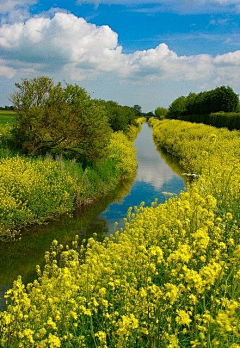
[0,122,185,308]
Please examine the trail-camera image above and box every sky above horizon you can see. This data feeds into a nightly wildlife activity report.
[1,0,240,111]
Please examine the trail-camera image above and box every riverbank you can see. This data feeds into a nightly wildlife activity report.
[0,121,185,308]
[1,118,239,347]
[0,118,145,240]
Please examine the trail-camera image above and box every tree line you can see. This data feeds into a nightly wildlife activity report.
[153,86,240,130]
[166,86,239,119]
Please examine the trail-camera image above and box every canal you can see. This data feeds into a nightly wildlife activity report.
[0,122,185,308]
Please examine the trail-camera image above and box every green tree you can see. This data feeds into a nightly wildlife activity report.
[166,96,187,119]
[236,102,240,113]
[10,77,112,163]
[132,104,142,117]
[154,107,167,120]
[96,100,136,132]
[210,86,239,112]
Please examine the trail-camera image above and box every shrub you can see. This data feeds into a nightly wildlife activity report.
[11,77,112,164]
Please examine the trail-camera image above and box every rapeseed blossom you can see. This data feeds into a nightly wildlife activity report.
[0,118,240,347]
[0,126,141,239]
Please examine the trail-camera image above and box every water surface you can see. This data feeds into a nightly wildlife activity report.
[0,123,185,308]
[102,123,185,230]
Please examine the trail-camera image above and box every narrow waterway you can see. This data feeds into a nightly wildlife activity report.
[0,123,185,308]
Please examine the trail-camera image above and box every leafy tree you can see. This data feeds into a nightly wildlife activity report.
[209,86,239,112]
[236,102,240,113]
[10,77,112,163]
[166,96,187,119]
[154,107,167,119]
[96,100,136,132]
[132,104,142,117]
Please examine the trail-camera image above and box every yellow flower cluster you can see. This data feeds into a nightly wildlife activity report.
[0,119,239,347]
[126,117,146,141]
[106,131,138,179]
[0,130,138,238]
[0,155,76,237]
[149,118,240,224]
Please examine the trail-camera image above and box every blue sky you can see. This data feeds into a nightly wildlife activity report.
[1,0,240,111]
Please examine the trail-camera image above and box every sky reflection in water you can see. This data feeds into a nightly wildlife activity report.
[101,123,185,230]
[0,123,185,307]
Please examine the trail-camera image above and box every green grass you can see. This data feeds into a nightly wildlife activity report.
[0,111,17,125]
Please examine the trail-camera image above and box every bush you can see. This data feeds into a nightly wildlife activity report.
[10,77,112,164]
[154,106,167,119]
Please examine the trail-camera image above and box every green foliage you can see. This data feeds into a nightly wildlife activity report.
[179,111,240,130]
[10,77,112,163]
[96,100,136,132]
[154,106,167,119]
[127,117,146,141]
[236,102,240,112]
[145,111,154,117]
[0,124,16,159]
[166,96,187,119]
[167,86,239,120]
[131,104,143,117]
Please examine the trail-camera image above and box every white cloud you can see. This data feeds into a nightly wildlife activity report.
[0,12,240,95]
[213,50,240,86]
[0,13,124,75]
[127,44,213,81]
[214,50,240,66]
[0,59,16,78]
[0,13,215,81]
[0,0,37,23]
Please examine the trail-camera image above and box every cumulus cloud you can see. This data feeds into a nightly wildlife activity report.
[0,0,37,23]
[127,44,213,81]
[0,11,240,87]
[0,59,16,78]
[214,50,240,66]
[213,50,240,85]
[0,12,215,81]
[0,13,126,77]
[0,0,36,13]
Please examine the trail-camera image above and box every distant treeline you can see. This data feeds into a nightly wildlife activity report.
[0,105,14,110]
[164,86,240,130]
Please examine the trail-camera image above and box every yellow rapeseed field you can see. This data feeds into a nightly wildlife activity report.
[0,119,239,347]
[0,121,143,238]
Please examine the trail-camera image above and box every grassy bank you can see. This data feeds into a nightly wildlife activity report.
[0,118,239,347]
[0,118,145,240]
[0,111,16,126]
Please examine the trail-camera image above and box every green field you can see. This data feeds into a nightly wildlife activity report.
[0,110,16,125]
